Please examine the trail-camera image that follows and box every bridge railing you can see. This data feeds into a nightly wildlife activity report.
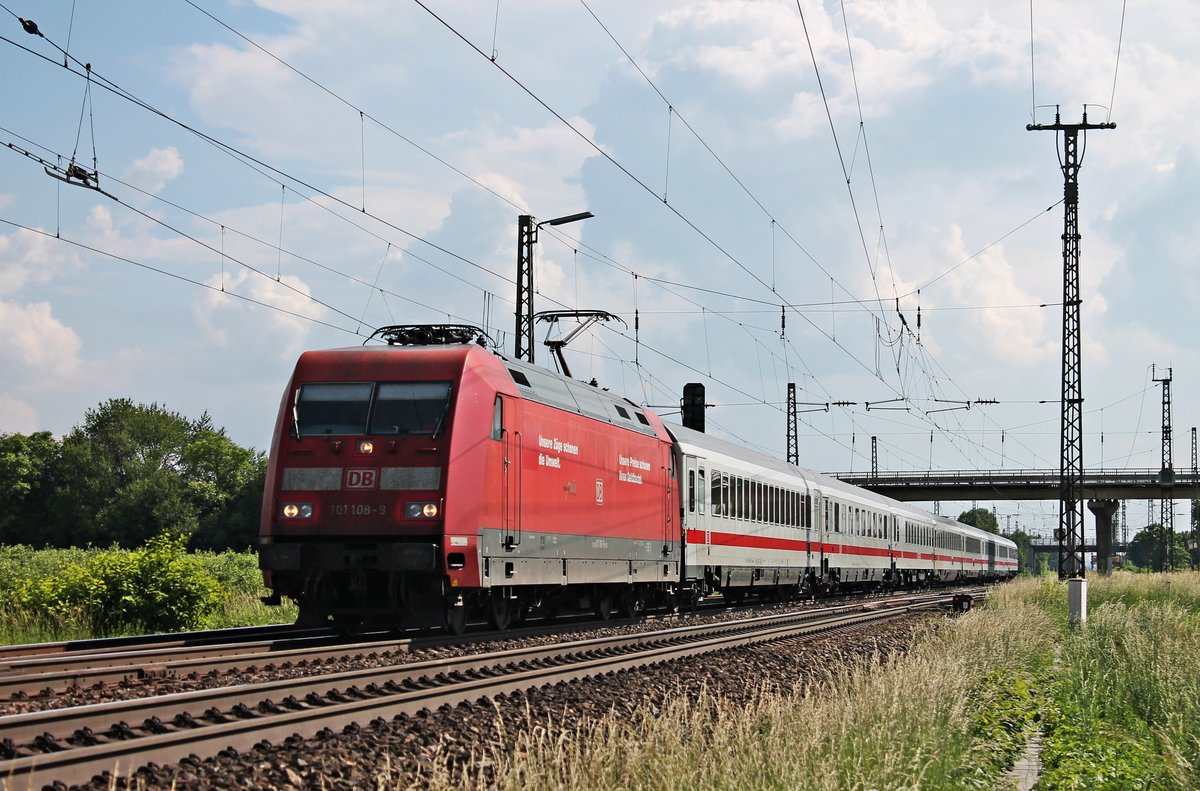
[830,468,1199,486]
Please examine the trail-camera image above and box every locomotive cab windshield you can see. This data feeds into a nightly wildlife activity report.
[295,381,452,437]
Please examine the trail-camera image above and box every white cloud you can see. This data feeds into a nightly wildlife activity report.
[0,394,38,434]
[0,227,83,296]
[448,118,599,214]
[194,268,328,356]
[126,147,185,194]
[0,301,83,381]
[935,225,1053,367]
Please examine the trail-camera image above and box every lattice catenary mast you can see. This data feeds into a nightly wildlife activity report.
[1153,366,1174,571]
[1027,107,1115,579]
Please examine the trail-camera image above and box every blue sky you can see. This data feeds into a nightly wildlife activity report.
[1,0,1196,540]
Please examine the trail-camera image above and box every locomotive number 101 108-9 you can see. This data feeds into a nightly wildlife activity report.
[330,503,387,517]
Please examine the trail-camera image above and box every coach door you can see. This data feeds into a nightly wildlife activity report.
[683,455,702,552]
[806,488,817,569]
[888,514,898,578]
[497,395,522,550]
[665,453,681,555]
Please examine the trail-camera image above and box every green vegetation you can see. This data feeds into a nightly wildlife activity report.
[0,400,286,643]
[1017,575,1200,789]
[0,538,295,644]
[430,573,1200,791]
[0,398,266,551]
[1124,526,1194,572]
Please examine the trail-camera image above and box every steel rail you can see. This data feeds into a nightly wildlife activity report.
[0,593,942,743]
[0,587,961,699]
[0,593,960,789]
[0,623,315,663]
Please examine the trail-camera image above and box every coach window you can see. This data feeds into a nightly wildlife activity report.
[688,470,696,513]
[711,471,723,517]
[698,469,707,515]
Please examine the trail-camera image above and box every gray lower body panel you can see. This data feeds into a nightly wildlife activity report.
[478,527,679,587]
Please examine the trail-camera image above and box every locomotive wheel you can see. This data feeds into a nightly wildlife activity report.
[485,592,512,631]
[594,591,613,620]
[444,599,468,635]
[294,604,329,628]
[621,587,646,618]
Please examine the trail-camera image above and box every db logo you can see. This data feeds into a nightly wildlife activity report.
[344,468,378,489]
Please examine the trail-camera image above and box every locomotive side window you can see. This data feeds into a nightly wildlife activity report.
[370,382,452,436]
[491,396,503,440]
[296,383,373,435]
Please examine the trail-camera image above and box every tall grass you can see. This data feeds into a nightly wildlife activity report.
[1038,587,1200,789]
[426,574,1200,790]
[434,599,1057,791]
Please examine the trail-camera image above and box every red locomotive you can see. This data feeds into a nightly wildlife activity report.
[259,325,1016,632]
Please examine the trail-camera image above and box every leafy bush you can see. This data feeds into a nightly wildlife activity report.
[15,532,221,635]
[193,548,266,594]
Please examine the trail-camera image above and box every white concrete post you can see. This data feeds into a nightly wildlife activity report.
[1068,576,1088,626]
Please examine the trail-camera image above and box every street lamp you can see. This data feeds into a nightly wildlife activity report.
[514,211,594,363]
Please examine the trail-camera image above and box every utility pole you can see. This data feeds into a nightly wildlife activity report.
[786,383,798,466]
[1027,106,1115,581]
[515,215,536,363]
[1154,366,1174,571]
[871,436,878,480]
[1192,427,1198,569]
[514,212,593,363]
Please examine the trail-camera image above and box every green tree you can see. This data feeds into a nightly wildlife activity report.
[183,428,267,550]
[957,507,999,534]
[1125,525,1191,571]
[1005,528,1034,572]
[52,399,199,546]
[0,431,62,544]
[1,400,265,550]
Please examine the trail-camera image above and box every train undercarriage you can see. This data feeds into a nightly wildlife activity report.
[266,556,996,635]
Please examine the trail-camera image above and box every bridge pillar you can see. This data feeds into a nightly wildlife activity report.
[1088,499,1119,575]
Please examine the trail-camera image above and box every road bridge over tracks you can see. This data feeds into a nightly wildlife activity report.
[830,468,1200,503]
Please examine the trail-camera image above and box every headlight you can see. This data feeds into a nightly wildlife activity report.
[281,502,313,519]
[356,440,375,454]
[405,501,440,518]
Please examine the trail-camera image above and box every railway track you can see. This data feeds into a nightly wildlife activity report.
[0,590,969,790]
[0,623,318,663]
[0,586,946,700]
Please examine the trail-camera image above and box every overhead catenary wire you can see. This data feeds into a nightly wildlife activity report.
[181,1,1057,459]
[0,3,1139,479]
